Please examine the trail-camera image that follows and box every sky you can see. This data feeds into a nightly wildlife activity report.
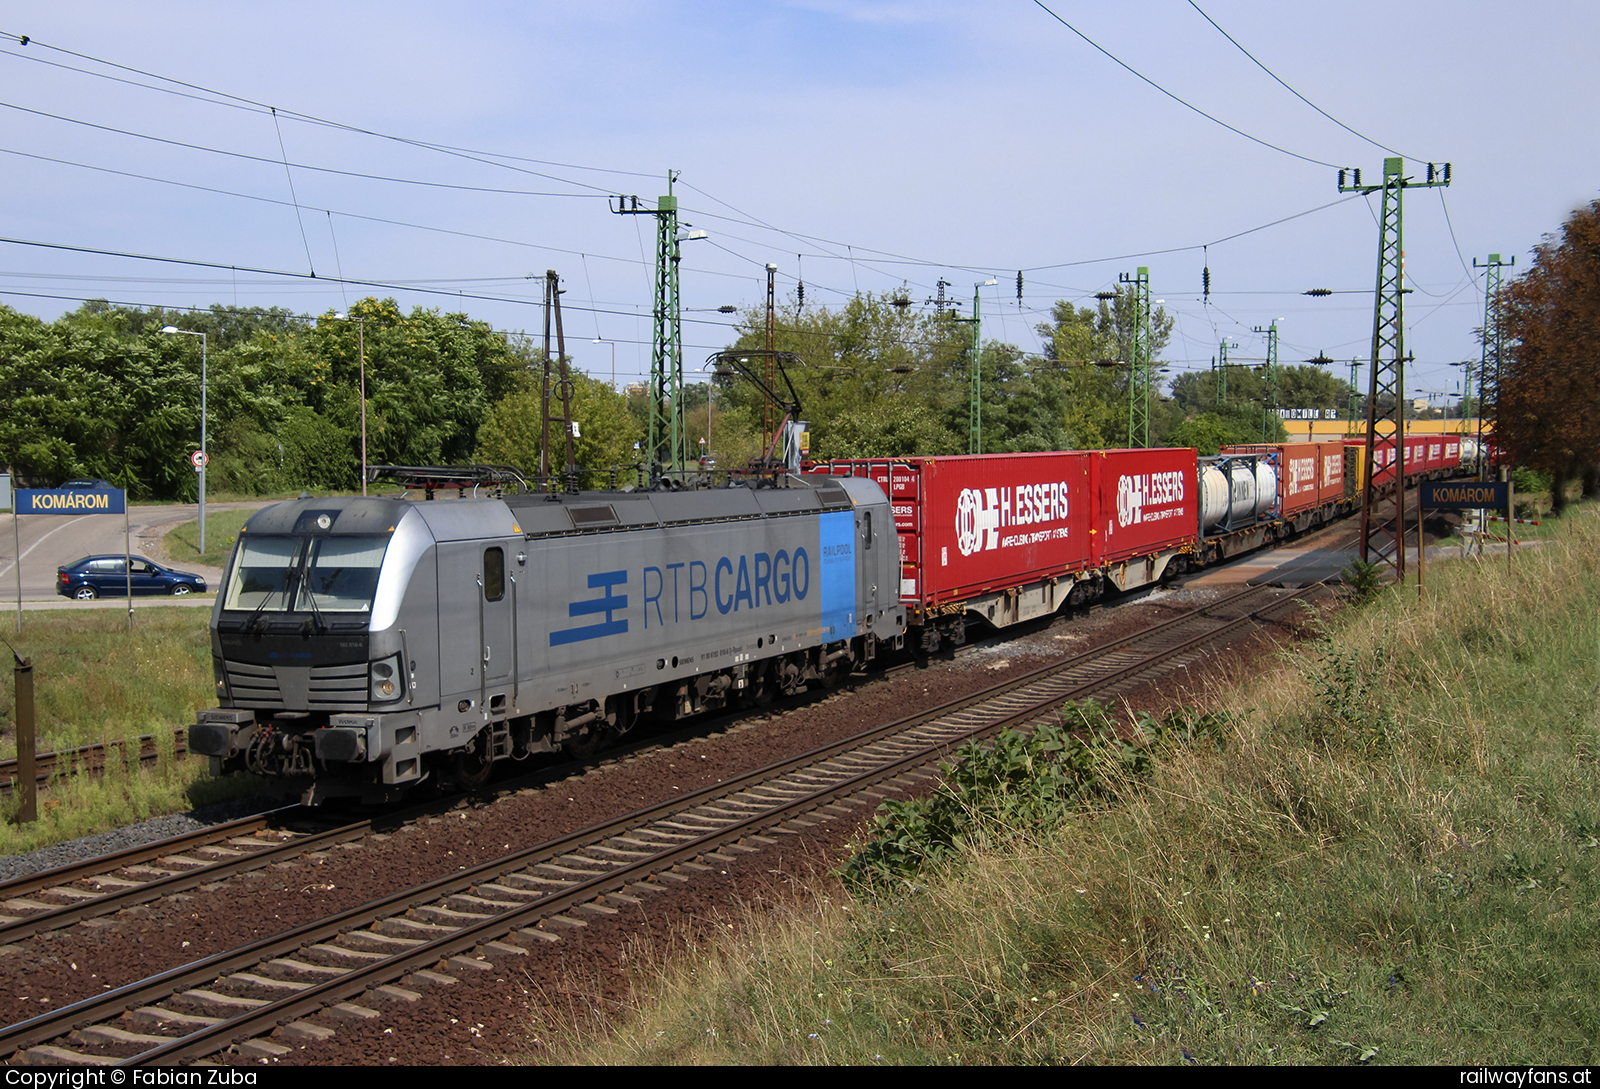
[3,0,1597,411]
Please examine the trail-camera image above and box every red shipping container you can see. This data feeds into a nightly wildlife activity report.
[814,453,1093,608]
[1345,434,1459,486]
[1087,448,1199,565]
[1223,442,1347,513]
[1346,436,1402,486]
[1317,442,1346,505]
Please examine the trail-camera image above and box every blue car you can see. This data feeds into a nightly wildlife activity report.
[56,556,208,600]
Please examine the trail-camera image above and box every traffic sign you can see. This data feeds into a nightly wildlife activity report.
[190,450,209,469]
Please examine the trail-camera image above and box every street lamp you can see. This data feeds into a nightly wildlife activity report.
[160,326,207,553]
[325,314,369,496]
[593,337,616,392]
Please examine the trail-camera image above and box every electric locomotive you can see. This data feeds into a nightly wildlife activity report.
[189,475,904,804]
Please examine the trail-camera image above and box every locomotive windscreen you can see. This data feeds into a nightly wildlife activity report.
[300,537,388,611]
[223,535,390,613]
[223,537,300,611]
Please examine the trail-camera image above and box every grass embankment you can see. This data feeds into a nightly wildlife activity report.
[0,608,258,855]
[164,509,256,569]
[553,505,1600,1065]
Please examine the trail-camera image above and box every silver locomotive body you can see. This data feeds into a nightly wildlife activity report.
[190,476,903,803]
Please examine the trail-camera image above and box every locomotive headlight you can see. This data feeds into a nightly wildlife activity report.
[370,654,404,703]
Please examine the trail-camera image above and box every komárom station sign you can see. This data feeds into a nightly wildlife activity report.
[17,488,127,514]
[1420,481,1508,510]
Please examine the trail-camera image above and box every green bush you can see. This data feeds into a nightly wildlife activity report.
[1511,466,1552,495]
[838,700,1230,894]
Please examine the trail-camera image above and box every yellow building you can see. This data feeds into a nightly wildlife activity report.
[1281,418,1490,442]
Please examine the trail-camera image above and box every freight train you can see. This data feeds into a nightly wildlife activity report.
[812,434,1461,651]
[189,435,1462,804]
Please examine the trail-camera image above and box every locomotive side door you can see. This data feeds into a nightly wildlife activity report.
[856,508,877,629]
[479,544,515,694]
[439,542,515,719]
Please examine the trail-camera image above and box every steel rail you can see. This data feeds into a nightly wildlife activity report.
[0,812,373,945]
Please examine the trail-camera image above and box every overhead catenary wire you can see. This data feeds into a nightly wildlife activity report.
[0,101,612,201]
[0,235,752,331]
[0,34,657,194]
[0,147,651,272]
[1030,1,1344,170]
[5,34,1394,303]
[270,107,316,277]
[2,25,1375,291]
[1185,1,1426,164]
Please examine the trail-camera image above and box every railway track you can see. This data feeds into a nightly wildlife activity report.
[0,729,189,800]
[0,808,370,945]
[0,580,1323,1066]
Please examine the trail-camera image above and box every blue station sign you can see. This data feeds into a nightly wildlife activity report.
[17,488,127,515]
[1420,481,1508,510]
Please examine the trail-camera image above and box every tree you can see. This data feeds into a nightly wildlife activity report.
[1164,403,1286,454]
[475,371,642,487]
[715,290,969,460]
[1496,200,1600,513]
[1034,288,1175,448]
[0,296,539,498]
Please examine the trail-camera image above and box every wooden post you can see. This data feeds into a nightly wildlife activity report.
[1416,492,1426,599]
[1506,477,1515,574]
[13,654,35,824]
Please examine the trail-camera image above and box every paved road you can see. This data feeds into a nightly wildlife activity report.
[0,500,277,606]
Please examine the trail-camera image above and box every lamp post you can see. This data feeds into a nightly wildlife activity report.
[160,326,207,552]
[593,337,616,392]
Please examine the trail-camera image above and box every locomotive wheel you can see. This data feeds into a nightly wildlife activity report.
[818,653,852,690]
[750,669,776,707]
[563,723,616,760]
[447,728,495,792]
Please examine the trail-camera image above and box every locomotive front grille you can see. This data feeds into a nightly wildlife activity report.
[225,659,370,711]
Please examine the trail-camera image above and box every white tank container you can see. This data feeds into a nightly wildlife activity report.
[1198,455,1278,531]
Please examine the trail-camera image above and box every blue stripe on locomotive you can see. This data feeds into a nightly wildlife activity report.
[817,510,855,639]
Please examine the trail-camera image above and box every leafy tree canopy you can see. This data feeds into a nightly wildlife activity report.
[475,370,642,488]
[1495,199,1600,510]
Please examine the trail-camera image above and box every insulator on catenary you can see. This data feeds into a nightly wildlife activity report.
[1202,266,1211,301]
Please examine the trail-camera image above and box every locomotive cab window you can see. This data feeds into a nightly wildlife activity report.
[483,547,505,602]
[223,536,302,611]
[298,537,388,612]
